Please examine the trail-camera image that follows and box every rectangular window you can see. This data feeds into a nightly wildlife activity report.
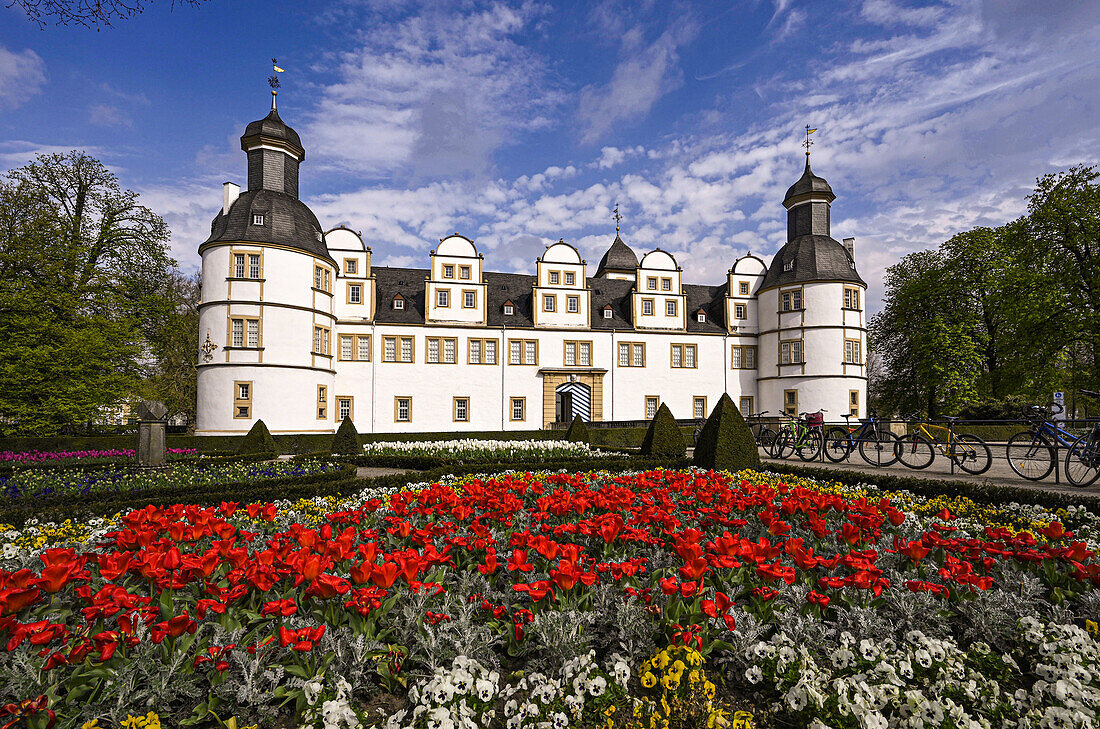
[443,264,454,279]
[252,214,265,226]
[233,380,252,419]
[564,341,592,367]
[511,397,526,422]
[314,266,332,292]
[662,278,672,291]
[731,345,757,369]
[666,299,678,317]
[459,265,471,280]
[509,339,538,365]
[734,303,747,320]
[647,277,657,290]
[393,297,404,310]
[248,254,261,279]
[503,303,514,316]
[617,342,645,367]
[246,320,259,348]
[739,281,749,296]
[642,299,654,316]
[849,390,860,418]
[229,317,260,348]
[453,397,469,422]
[618,342,629,367]
[444,338,455,363]
[549,271,560,285]
[348,283,363,304]
[437,289,450,307]
[739,396,754,416]
[693,397,707,419]
[427,338,439,363]
[671,344,697,368]
[337,397,353,421]
[357,335,371,361]
[341,335,354,361]
[543,295,556,312]
[344,258,357,275]
[565,342,575,366]
[232,319,244,347]
[844,339,862,364]
[463,291,476,308]
[469,339,480,364]
[645,396,659,419]
[234,254,246,278]
[316,385,327,420]
[781,289,803,312]
[400,337,412,362]
[382,336,414,362]
[780,340,803,365]
[313,326,330,356]
[844,287,861,310]
[565,272,575,286]
[603,308,613,319]
[395,397,411,422]
[567,296,579,313]
[784,389,799,417]
[425,337,456,364]
[468,339,498,365]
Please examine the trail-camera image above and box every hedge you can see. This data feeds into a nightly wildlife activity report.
[331,417,362,455]
[693,393,761,472]
[640,404,685,457]
[565,416,590,444]
[0,452,267,478]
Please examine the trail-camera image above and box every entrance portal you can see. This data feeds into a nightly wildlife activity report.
[555,382,591,423]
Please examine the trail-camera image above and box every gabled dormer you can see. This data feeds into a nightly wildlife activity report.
[632,249,685,330]
[426,234,487,325]
[533,240,589,328]
[726,254,766,334]
[327,226,375,320]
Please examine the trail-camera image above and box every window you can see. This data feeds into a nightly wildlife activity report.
[382,336,414,363]
[739,281,749,296]
[603,307,613,319]
[509,339,538,365]
[340,335,353,361]
[232,319,243,347]
[666,300,678,317]
[780,340,803,365]
[348,283,363,304]
[344,258,357,275]
[647,277,658,290]
[618,342,644,367]
[234,254,246,278]
[781,289,803,312]
[426,337,457,364]
[671,344,697,368]
[849,390,860,418]
[312,326,330,356]
[511,397,526,422]
[734,303,747,320]
[453,397,469,422]
[233,381,252,419]
[316,385,327,420]
[395,397,411,422]
[565,272,575,286]
[696,311,707,323]
[314,266,332,292]
[463,291,476,308]
[339,334,371,361]
[443,264,454,279]
[731,345,757,369]
[567,296,579,313]
[543,295,556,312]
[844,287,861,310]
[437,289,450,307]
[844,339,862,364]
[549,271,560,285]
[229,317,260,348]
[248,254,260,279]
[645,396,659,419]
[642,299,654,316]
[251,214,264,226]
[468,338,498,365]
[564,341,592,366]
[739,396,754,416]
[357,335,371,361]
[662,278,672,291]
[783,261,794,272]
[784,389,798,416]
[337,397,353,421]
[459,265,471,280]
[393,296,405,310]
[693,397,707,419]
[503,303,514,316]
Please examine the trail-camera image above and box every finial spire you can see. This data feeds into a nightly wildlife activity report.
[612,203,622,235]
[803,125,817,162]
[268,58,283,110]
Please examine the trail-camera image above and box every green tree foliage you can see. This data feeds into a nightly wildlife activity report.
[331,416,362,455]
[237,419,277,455]
[640,403,684,458]
[692,393,761,472]
[565,415,590,444]
[142,271,201,426]
[0,152,179,434]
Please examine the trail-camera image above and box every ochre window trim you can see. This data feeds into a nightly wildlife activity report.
[394,396,412,422]
[510,397,526,422]
[347,282,364,305]
[335,396,354,422]
[453,396,470,422]
[233,380,253,419]
[316,385,328,420]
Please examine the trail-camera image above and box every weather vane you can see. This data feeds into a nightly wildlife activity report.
[803,125,817,159]
[268,58,285,109]
[612,203,622,234]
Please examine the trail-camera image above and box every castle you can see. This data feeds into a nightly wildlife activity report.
[195,101,867,435]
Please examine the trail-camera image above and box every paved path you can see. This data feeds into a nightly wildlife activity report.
[355,466,412,478]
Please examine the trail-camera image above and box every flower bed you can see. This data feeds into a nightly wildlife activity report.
[360,438,609,462]
[0,448,200,465]
[1,468,1099,728]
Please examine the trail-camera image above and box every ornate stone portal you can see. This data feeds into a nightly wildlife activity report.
[136,400,169,468]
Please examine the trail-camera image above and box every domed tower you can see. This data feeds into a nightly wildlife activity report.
[594,235,639,280]
[756,157,868,421]
[195,96,337,435]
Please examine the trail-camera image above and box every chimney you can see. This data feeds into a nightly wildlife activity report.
[222,182,240,215]
[843,237,855,259]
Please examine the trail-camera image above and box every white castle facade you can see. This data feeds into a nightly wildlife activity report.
[195,102,867,435]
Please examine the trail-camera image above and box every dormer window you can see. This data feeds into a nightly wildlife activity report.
[393,296,405,310]
[314,231,323,241]
[251,214,265,226]
[603,307,613,319]
[696,311,707,323]
[503,302,515,316]
[783,261,794,272]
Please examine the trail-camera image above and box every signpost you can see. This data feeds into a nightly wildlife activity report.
[1053,391,1067,421]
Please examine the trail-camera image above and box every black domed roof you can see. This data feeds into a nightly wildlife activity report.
[783,161,835,206]
[760,234,864,290]
[202,189,331,261]
[595,235,639,275]
[241,107,304,157]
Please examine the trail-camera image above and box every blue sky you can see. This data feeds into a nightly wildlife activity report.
[2,0,1099,313]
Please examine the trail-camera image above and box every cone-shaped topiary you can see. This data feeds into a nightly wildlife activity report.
[236,419,278,455]
[331,416,362,455]
[565,414,590,444]
[640,403,685,458]
[693,393,761,471]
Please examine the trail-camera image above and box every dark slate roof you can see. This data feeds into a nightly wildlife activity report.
[203,189,331,261]
[486,272,536,327]
[783,161,835,204]
[595,235,639,275]
[759,234,865,290]
[242,107,303,154]
[684,283,727,332]
[590,278,634,329]
[374,267,428,324]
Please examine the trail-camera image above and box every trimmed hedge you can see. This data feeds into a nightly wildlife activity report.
[640,404,685,458]
[0,452,265,478]
[331,417,363,455]
[693,393,761,471]
[237,420,277,455]
[565,416,590,444]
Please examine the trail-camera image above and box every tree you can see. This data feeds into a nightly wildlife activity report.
[0,151,176,434]
[143,271,200,425]
[10,0,210,29]
[640,404,684,458]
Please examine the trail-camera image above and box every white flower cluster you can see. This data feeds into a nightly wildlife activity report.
[385,655,501,729]
[300,676,361,729]
[1012,618,1100,728]
[362,439,605,459]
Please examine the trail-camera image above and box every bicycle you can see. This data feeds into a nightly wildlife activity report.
[822,410,900,467]
[771,411,824,461]
[894,415,992,475]
[747,411,777,455]
[1063,390,1100,487]
[1005,403,1077,481]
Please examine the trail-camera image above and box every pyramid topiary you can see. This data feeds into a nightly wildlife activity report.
[692,393,761,471]
[331,416,362,455]
[236,419,278,455]
[640,403,685,458]
[565,414,590,444]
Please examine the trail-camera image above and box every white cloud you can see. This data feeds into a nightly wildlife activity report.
[0,45,46,111]
[88,103,132,128]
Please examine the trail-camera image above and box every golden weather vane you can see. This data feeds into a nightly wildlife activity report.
[803,125,818,159]
[268,58,284,109]
[612,203,622,234]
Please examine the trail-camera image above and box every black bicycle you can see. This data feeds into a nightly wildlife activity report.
[747,411,777,455]
[1064,390,1100,487]
[822,410,899,466]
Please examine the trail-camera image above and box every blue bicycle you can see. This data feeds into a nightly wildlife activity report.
[823,409,899,467]
[1006,403,1077,481]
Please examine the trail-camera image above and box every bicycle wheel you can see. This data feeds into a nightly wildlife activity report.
[1006,432,1054,481]
[756,427,777,455]
[858,430,900,467]
[796,430,823,461]
[823,426,854,462]
[1064,432,1100,487]
[951,433,992,475]
[895,433,935,469]
[772,431,795,459]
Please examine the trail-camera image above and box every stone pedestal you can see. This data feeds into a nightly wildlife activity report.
[136,401,169,468]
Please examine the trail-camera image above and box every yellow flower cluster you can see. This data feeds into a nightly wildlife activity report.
[81,714,256,729]
[635,646,752,729]
[1,515,123,550]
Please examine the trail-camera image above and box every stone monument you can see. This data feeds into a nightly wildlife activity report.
[136,401,169,468]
